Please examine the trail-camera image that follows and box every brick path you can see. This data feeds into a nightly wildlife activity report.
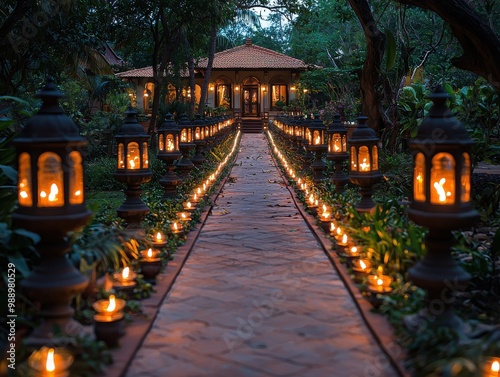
[126,134,400,377]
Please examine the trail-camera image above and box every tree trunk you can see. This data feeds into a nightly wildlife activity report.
[188,54,196,118]
[348,0,386,133]
[396,0,500,90]
[198,25,217,115]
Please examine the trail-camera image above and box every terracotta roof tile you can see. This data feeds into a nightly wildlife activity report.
[198,41,308,70]
[116,40,308,78]
[116,66,154,78]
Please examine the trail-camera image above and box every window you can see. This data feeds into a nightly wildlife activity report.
[271,84,287,109]
[216,84,231,109]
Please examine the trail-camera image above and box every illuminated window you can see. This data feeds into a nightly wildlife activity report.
[127,142,140,170]
[271,84,287,109]
[142,142,149,168]
[69,151,84,204]
[18,152,32,206]
[430,153,455,204]
[118,143,125,168]
[350,146,357,170]
[216,84,231,108]
[38,152,64,207]
[414,152,425,202]
[461,153,471,202]
[358,146,370,172]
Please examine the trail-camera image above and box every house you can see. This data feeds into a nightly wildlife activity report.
[116,39,309,123]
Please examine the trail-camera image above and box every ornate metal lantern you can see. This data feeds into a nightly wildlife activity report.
[348,115,382,212]
[114,107,152,232]
[157,113,182,199]
[326,114,349,193]
[406,86,479,329]
[13,77,92,345]
[177,114,195,178]
[306,114,328,183]
[191,114,207,166]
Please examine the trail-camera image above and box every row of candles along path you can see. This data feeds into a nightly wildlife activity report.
[268,132,393,296]
[26,132,242,376]
[268,131,500,376]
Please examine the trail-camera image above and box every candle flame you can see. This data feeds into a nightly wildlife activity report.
[187,202,192,209]
[336,227,342,236]
[360,158,370,171]
[197,187,202,194]
[107,295,116,312]
[147,248,153,258]
[122,267,129,279]
[129,159,136,169]
[48,183,59,202]
[360,260,367,269]
[74,190,81,196]
[433,178,448,202]
[309,194,314,204]
[156,232,162,241]
[342,234,348,244]
[182,213,187,219]
[492,361,500,372]
[322,204,327,212]
[377,278,383,286]
[351,246,358,254]
[174,222,178,230]
[334,144,340,152]
[20,191,28,198]
[330,222,336,231]
[46,348,55,372]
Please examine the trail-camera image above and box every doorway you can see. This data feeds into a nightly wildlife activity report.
[242,86,259,117]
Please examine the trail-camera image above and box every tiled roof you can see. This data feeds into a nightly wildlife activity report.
[116,39,308,78]
[101,42,124,66]
[198,39,308,70]
[116,66,154,78]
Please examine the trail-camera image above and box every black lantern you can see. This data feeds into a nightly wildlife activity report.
[157,113,182,199]
[13,77,92,345]
[406,86,479,329]
[191,114,207,166]
[114,107,152,233]
[306,114,328,183]
[348,115,382,212]
[326,114,349,193]
[177,114,195,179]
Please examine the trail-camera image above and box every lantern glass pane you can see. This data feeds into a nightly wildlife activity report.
[38,152,63,207]
[166,134,175,151]
[143,142,149,168]
[69,151,84,204]
[461,153,471,202]
[350,146,357,171]
[195,127,201,140]
[159,134,164,151]
[333,134,341,152]
[127,142,140,169]
[18,152,32,206]
[313,130,321,145]
[358,146,370,172]
[295,126,300,137]
[430,152,455,205]
[205,127,209,137]
[372,145,378,170]
[307,128,312,144]
[414,152,426,202]
[181,129,187,142]
[342,135,347,152]
[118,143,125,169]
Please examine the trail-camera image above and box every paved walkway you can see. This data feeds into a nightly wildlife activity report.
[126,134,400,377]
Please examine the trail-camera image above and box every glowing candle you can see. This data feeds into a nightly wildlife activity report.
[359,158,370,171]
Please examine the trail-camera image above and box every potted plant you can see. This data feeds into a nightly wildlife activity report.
[274,100,286,110]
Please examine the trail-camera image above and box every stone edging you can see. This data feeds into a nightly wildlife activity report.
[266,143,410,377]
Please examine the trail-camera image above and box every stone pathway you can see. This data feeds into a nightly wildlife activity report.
[126,134,400,377]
